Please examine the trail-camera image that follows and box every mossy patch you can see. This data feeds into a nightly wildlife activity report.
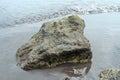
[31,32,39,39]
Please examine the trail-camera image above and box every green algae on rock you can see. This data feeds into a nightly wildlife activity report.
[16,14,92,70]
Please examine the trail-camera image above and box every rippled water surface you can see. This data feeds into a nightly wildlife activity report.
[0,0,120,28]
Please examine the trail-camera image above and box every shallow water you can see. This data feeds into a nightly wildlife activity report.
[0,0,120,28]
[83,12,120,80]
[0,12,120,80]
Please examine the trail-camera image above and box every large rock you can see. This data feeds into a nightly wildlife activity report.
[16,14,92,70]
[99,68,120,80]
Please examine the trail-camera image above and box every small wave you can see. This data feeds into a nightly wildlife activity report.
[14,5,120,25]
[0,1,120,29]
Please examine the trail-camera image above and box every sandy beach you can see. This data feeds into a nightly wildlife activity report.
[0,12,120,80]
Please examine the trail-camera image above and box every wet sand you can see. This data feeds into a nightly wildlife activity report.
[0,12,120,80]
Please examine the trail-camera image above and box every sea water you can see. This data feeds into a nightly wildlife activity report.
[0,0,120,80]
[0,0,120,28]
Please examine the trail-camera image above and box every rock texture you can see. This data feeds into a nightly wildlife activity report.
[16,14,92,70]
[99,68,120,80]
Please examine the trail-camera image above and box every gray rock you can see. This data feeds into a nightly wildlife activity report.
[99,68,120,80]
[65,77,71,80]
[116,71,120,80]
[16,14,92,70]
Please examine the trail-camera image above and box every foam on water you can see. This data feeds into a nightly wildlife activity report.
[0,0,120,28]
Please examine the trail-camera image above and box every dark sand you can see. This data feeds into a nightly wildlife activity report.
[0,12,120,80]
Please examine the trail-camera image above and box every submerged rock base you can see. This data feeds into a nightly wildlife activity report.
[16,14,92,70]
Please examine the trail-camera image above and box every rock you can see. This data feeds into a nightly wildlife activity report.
[65,77,71,80]
[16,14,92,70]
[99,68,120,80]
[73,68,87,76]
[64,77,81,80]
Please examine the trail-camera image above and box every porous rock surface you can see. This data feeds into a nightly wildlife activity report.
[99,68,120,80]
[16,14,92,70]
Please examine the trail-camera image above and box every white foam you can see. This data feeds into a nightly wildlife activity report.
[0,0,120,28]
